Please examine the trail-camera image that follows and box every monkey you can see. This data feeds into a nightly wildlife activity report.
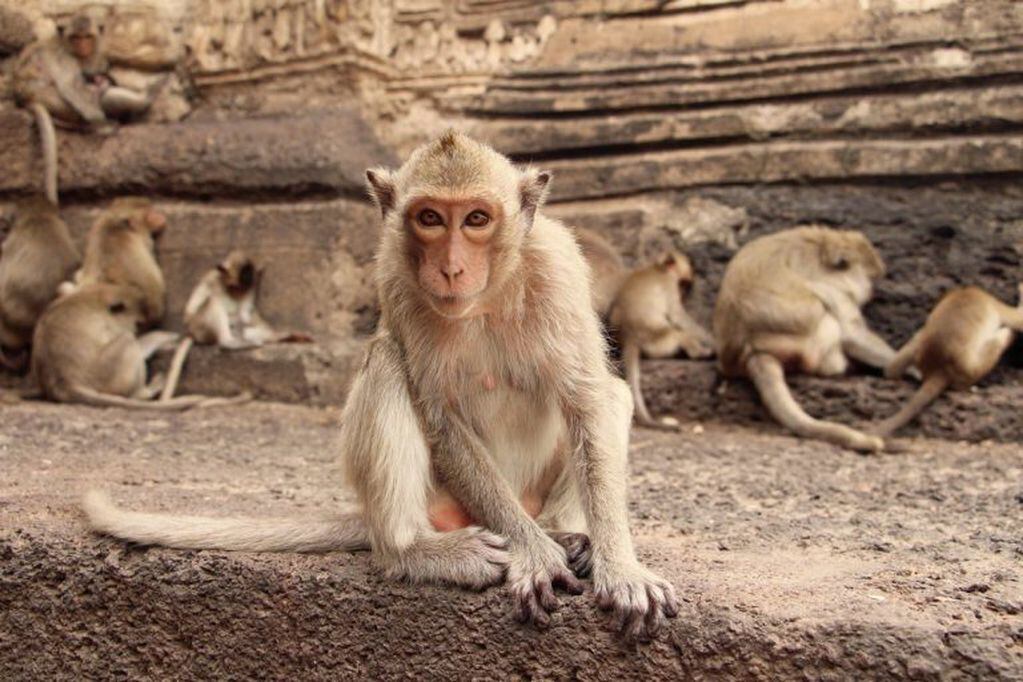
[31,282,249,410]
[62,197,167,328]
[12,12,157,204]
[873,285,1023,436]
[713,225,906,453]
[158,250,313,401]
[574,227,627,317]
[0,197,80,371]
[83,132,678,640]
[609,251,715,431]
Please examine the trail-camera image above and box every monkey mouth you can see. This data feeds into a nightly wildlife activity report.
[429,294,479,319]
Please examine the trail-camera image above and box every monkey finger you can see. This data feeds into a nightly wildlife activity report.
[553,570,585,596]
[535,580,560,612]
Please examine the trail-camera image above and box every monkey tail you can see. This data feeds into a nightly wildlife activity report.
[873,374,949,437]
[69,384,228,411]
[83,490,370,553]
[29,102,58,205]
[160,336,194,401]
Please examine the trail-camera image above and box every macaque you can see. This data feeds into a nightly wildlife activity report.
[12,12,156,203]
[609,251,715,430]
[0,197,80,370]
[714,225,903,453]
[31,282,247,410]
[62,197,167,328]
[84,132,678,640]
[574,228,627,316]
[874,285,1023,436]
[159,250,313,401]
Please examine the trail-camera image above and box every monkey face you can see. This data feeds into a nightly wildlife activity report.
[405,197,500,318]
[69,34,96,60]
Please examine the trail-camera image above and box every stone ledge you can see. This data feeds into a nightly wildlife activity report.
[1,402,1020,678]
[0,108,397,199]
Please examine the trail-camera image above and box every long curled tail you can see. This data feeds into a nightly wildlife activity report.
[83,490,370,553]
[29,103,58,205]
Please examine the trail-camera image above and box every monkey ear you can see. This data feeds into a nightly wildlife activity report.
[519,169,551,231]
[365,169,396,219]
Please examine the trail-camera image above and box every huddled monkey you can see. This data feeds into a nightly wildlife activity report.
[714,225,906,453]
[609,251,715,431]
[874,285,1023,436]
[84,132,679,640]
[12,12,155,203]
[159,250,313,401]
[31,282,246,410]
[0,197,80,371]
[61,197,168,328]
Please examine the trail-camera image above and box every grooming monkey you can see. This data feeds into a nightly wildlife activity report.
[32,282,246,410]
[12,13,155,204]
[610,251,715,431]
[0,197,80,370]
[714,226,904,453]
[159,250,313,401]
[84,132,678,640]
[61,197,167,328]
[874,285,1023,436]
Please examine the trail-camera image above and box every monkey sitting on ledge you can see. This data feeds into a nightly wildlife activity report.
[84,131,678,640]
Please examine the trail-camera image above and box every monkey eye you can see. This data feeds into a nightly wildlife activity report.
[464,210,491,229]
[109,302,126,314]
[417,209,444,227]
[833,257,850,271]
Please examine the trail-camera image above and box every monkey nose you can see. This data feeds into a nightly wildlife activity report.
[441,263,464,284]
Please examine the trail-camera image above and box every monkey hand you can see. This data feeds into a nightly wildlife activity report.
[592,559,679,640]
[507,536,585,629]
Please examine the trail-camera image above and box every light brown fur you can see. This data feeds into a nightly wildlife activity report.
[714,225,902,452]
[574,227,627,316]
[63,197,167,328]
[82,132,678,640]
[31,282,244,410]
[0,197,80,370]
[875,285,1023,436]
[610,251,714,430]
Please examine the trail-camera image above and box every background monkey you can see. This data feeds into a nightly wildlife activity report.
[159,250,313,401]
[31,282,245,410]
[12,13,156,203]
[63,197,168,328]
[610,251,715,430]
[0,197,80,370]
[84,132,678,640]
[574,227,627,316]
[874,285,1023,436]
[714,225,904,453]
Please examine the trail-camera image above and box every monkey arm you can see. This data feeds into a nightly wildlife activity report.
[840,317,897,370]
[51,69,106,125]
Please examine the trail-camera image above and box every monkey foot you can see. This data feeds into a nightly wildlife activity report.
[548,531,592,578]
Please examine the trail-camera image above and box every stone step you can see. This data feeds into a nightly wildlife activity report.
[2,402,1020,678]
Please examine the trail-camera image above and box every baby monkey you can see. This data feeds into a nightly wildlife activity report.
[874,285,1023,436]
[609,251,714,430]
[160,250,311,401]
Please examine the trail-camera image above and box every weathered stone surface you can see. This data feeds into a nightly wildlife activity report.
[0,109,396,199]
[1,402,1020,679]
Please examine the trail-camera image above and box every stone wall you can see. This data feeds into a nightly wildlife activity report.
[0,0,1021,432]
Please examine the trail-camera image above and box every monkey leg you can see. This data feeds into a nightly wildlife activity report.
[962,327,1015,380]
[623,337,679,431]
[535,468,591,578]
[746,353,884,453]
[100,86,152,118]
[885,329,925,380]
[343,338,509,591]
[841,318,897,371]
[137,330,180,360]
[567,375,679,639]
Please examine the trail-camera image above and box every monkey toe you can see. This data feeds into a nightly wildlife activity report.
[548,531,591,576]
